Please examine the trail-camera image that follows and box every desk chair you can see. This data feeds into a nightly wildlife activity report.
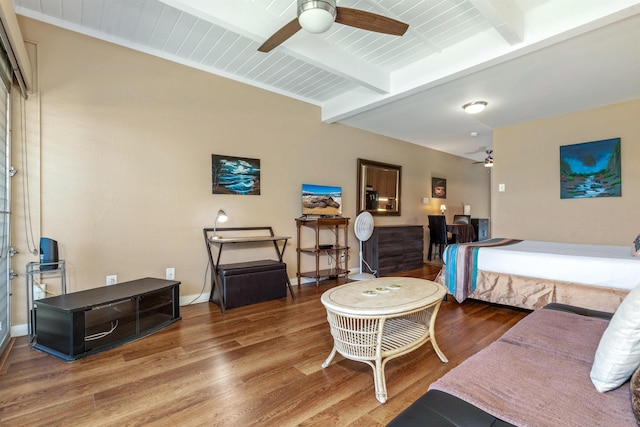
[427,215,455,260]
[453,214,471,224]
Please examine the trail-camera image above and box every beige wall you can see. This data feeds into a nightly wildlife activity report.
[492,99,640,244]
[10,18,490,329]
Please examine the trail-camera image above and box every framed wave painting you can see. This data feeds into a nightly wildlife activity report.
[211,154,261,195]
[559,138,621,199]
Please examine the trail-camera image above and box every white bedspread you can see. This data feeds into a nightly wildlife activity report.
[477,240,640,290]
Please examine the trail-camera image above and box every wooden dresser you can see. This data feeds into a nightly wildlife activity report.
[363,225,424,276]
[471,218,489,241]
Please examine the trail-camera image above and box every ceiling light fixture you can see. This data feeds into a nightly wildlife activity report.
[298,1,337,34]
[462,101,488,114]
[484,158,494,168]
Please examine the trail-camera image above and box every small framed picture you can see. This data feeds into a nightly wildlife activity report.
[432,177,446,199]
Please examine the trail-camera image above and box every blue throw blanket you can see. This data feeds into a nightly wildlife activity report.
[443,238,522,303]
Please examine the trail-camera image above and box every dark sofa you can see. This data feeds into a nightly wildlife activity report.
[387,303,621,427]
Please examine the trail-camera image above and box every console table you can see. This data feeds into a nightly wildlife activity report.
[321,277,447,403]
[33,277,180,361]
[203,227,295,312]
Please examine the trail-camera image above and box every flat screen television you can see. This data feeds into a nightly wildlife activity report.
[302,184,342,217]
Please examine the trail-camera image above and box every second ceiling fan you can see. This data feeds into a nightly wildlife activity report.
[473,150,494,168]
[258,0,409,53]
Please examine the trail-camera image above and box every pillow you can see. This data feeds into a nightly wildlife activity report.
[591,284,640,392]
[631,365,640,424]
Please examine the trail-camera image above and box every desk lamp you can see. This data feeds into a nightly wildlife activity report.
[214,209,228,236]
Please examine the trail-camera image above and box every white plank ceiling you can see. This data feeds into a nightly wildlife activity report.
[13,0,640,161]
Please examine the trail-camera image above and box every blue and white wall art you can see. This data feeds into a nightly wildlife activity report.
[211,154,260,195]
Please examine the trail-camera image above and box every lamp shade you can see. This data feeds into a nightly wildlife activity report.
[298,1,336,33]
[213,209,228,236]
[216,209,228,223]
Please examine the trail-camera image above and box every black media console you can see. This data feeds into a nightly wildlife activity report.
[33,277,181,361]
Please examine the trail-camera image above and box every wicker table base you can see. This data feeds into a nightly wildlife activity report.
[321,277,447,403]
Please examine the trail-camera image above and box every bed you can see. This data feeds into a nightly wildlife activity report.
[437,239,638,312]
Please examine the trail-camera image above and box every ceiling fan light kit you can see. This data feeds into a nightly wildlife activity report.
[484,149,493,167]
[258,0,409,52]
[298,1,336,33]
[462,101,488,114]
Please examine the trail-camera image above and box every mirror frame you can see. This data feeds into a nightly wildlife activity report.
[357,158,402,216]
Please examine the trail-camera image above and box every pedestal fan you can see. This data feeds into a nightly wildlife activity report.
[349,211,376,281]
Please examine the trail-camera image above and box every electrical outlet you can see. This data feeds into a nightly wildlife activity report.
[106,275,117,285]
[340,251,346,262]
[166,267,175,280]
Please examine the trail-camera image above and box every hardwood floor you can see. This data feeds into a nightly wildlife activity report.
[0,264,529,426]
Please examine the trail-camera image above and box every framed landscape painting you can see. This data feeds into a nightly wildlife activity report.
[211,154,261,195]
[560,138,621,199]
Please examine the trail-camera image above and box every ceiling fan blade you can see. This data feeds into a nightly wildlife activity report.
[335,7,408,36]
[465,146,488,155]
[258,18,302,52]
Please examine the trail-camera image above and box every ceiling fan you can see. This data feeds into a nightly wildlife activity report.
[473,150,494,168]
[258,0,409,53]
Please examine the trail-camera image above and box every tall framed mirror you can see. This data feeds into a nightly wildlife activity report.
[357,158,401,216]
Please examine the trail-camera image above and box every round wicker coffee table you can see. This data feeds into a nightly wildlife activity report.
[320,277,448,403]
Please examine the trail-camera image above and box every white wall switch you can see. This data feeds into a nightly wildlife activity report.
[166,268,175,280]
[498,183,506,192]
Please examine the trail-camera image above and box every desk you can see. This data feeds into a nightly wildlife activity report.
[203,227,294,312]
[321,277,447,403]
[447,223,476,243]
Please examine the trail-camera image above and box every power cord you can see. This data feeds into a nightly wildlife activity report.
[185,259,209,305]
[84,320,118,341]
[33,279,56,298]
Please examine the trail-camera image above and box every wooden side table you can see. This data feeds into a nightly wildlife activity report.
[320,277,447,403]
[295,217,349,287]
